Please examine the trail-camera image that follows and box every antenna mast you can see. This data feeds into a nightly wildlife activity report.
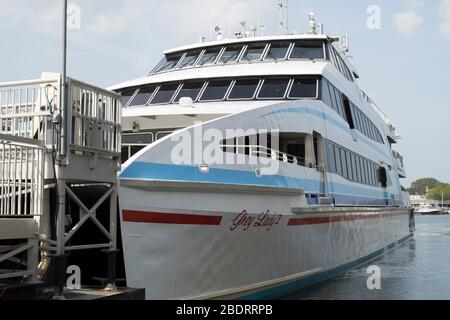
[277,0,289,35]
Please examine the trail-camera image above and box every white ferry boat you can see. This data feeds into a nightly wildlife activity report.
[110,13,414,299]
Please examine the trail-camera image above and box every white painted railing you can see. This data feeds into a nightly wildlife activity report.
[220,144,309,167]
[68,78,121,155]
[360,89,397,137]
[0,134,45,217]
[0,74,122,158]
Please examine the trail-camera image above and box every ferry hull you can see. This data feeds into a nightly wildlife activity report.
[118,185,414,300]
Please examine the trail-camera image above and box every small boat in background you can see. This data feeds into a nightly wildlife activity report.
[417,203,442,215]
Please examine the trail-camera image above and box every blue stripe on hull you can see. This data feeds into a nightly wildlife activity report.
[121,162,392,206]
[237,233,414,300]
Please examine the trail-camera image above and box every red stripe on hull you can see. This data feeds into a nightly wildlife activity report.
[123,210,222,225]
[288,211,407,226]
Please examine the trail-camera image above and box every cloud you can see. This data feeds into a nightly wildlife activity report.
[439,0,450,38]
[392,10,424,37]
[404,0,425,9]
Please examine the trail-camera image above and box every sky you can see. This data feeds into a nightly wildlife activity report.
[0,0,449,187]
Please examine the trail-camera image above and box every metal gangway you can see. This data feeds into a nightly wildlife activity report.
[0,72,121,297]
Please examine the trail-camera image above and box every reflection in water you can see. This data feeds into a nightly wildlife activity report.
[281,215,450,300]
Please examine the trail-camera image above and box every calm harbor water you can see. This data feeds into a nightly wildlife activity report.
[281,215,450,300]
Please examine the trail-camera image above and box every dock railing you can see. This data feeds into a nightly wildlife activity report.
[0,73,122,167]
[0,134,45,217]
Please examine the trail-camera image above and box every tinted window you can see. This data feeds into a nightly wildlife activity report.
[363,160,369,185]
[241,44,266,62]
[334,146,342,175]
[129,85,156,106]
[218,46,243,64]
[290,41,324,59]
[265,42,290,60]
[174,82,204,102]
[334,89,346,120]
[356,156,362,183]
[149,84,179,104]
[327,82,338,114]
[121,146,129,163]
[178,51,200,68]
[321,80,333,107]
[155,55,182,73]
[289,78,317,98]
[130,145,145,157]
[120,88,137,107]
[198,47,221,66]
[200,80,232,101]
[257,78,290,99]
[228,79,259,100]
[346,151,353,181]
[340,149,348,179]
[351,154,357,182]
[326,142,336,173]
[123,134,153,144]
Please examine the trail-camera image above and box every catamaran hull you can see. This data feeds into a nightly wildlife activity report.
[118,185,414,300]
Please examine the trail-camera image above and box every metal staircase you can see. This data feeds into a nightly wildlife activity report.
[0,73,122,298]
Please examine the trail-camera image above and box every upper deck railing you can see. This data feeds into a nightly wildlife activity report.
[360,89,397,139]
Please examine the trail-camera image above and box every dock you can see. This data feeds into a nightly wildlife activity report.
[0,73,143,300]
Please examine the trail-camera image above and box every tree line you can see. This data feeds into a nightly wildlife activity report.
[407,178,450,200]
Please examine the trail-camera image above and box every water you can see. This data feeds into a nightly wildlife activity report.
[281,215,450,300]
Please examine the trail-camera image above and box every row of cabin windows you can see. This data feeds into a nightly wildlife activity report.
[326,140,384,187]
[120,131,174,163]
[321,78,384,144]
[350,103,384,144]
[120,77,319,107]
[328,45,354,82]
[152,41,326,74]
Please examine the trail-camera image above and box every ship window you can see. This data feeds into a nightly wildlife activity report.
[265,42,290,61]
[130,145,145,157]
[119,88,137,107]
[122,133,154,144]
[288,78,317,99]
[199,80,232,101]
[326,142,336,173]
[178,51,200,69]
[257,78,290,99]
[228,79,260,100]
[241,43,266,62]
[333,87,345,120]
[370,163,376,186]
[155,54,183,73]
[197,47,222,66]
[149,84,179,105]
[327,82,338,114]
[351,154,358,182]
[128,85,157,106]
[218,45,243,64]
[121,146,129,164]
[355,156,361,183]
[363,160,369,185]
[290,41,325,60]
[174,82,204,102]
[156,131,173,140]
[340,149,348,179]
[321,79,333,107]
[346,151,353,181]
[334,145,342,176]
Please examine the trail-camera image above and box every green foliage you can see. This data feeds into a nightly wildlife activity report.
[428,184,450,201]
[407,178,442,195]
